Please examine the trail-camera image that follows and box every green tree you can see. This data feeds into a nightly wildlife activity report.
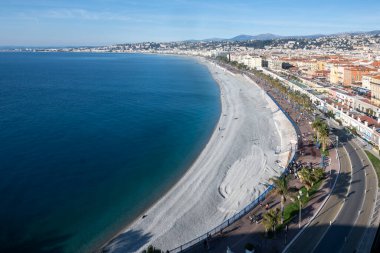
[270,176,289,224]
[319,123,330,152]
[312,119,329,151]
[312,168,325,182]
[312,118,323,141]
[298,168,314,197]
[326,110,335,119]
[262,208,281,236]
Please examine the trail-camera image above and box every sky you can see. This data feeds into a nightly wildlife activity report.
[0,0,379,46]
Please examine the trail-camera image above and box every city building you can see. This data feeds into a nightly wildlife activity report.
[370,76,380,106]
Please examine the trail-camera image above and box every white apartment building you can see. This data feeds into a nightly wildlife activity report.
[267,59,283,70]
[229,54,262,69]
[371,76,380,106]
[242,55,262,69]
[362,75,372,90]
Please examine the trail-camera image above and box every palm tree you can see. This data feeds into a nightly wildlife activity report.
[270,176,289,224]
[312,167,325,182]
[312,119,330,152]
[298,168,314,197]
[312,118,323,141]
[262,208,281,236]
[326,110,335,119]
[319,124,330,152]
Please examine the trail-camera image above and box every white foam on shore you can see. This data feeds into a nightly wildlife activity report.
[104,59,297,252]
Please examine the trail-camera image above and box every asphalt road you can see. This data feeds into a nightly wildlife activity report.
[312,131,366,253]
[284,127,351,253]
[285,122,376,253]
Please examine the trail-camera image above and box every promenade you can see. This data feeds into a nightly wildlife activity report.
[185,66,340,253]
[286,122,378,253]
[172,62,380,253]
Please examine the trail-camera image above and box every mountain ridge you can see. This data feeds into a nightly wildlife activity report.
[193,30,380,42]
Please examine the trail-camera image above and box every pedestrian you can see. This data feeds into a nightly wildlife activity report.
[265,204,269,210]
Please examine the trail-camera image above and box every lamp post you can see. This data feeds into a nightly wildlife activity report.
[298,190,303,229]
[331,135,339,190]
[329,157,332,189]
[336,135,339,149]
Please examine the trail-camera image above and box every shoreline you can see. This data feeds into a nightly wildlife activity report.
[102,57,297,252]
[98,56,223,252]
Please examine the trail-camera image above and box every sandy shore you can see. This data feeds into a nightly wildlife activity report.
[103,58,297,252]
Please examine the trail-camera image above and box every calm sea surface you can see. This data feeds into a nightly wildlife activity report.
[0,53,220,252]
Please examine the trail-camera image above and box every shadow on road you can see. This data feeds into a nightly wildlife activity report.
[184,224,378,253]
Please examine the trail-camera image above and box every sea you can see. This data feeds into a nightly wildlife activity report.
[0,52,220,252]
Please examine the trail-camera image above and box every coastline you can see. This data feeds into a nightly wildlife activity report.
[103,57,297,252]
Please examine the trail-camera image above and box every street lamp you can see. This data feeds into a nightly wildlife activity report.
[336,135,339,149]
[328,156,333,189]
[298,190,303,229]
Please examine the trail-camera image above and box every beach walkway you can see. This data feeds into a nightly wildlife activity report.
[185,67,341,253]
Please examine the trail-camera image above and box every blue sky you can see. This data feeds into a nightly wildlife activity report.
[0,0,379,46]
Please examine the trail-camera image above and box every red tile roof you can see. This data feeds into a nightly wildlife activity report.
[359,115,380,128]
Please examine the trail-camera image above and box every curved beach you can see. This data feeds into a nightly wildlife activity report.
[104,59,297,252]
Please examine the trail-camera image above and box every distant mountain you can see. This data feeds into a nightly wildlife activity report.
[197,30,380,42]
[286,34,325,39]
[201,37,226,42]
[230,33,328,41]
[367,30,380,35]
[182,37,226,42]
[334,30,380,36]
[231,33,281,41]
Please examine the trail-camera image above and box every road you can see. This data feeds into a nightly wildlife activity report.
[313,132,366,253]
[285,122,377,253]
[284,127,350,253]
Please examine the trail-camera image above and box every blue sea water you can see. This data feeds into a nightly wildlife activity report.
[0,53,220,252]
